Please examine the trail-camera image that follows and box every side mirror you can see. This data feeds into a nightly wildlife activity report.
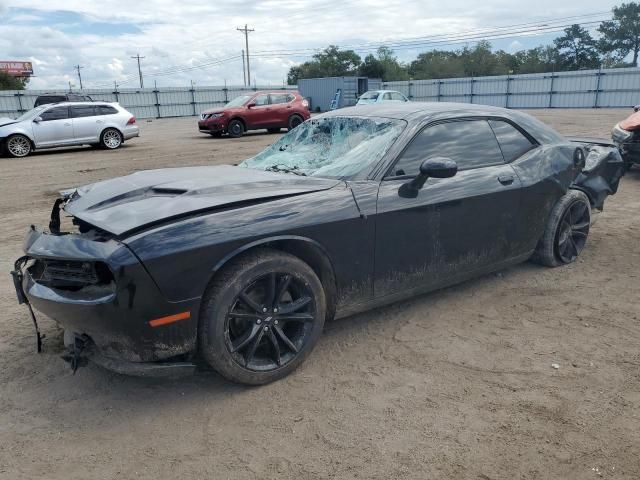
[247,103,256,109]
[398,157,457,198]
[34,116,43,123]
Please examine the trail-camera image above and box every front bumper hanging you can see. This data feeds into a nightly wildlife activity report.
[11,256,44,353]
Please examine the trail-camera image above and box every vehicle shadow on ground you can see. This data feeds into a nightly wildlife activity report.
[31,260,541,412]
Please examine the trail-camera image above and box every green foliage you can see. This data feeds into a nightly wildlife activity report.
[359,47,410,81]
[0,71,29,90]
[287,45,360,84]
[554,24,600,70]
[599,2,640,66]
[287,3,640,82]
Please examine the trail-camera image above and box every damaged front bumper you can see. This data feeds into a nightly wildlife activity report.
[12,226,201,368]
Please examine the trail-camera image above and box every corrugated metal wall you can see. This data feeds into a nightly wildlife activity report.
[0,85,297,119]
[383,67,640,108]
[298,77,382,111]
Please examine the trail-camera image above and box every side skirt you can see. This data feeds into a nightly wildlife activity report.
[334,251,534,320]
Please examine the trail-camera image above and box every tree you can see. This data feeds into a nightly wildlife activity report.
[0,72,29,90]
[599,2,640,66]
[287,45,361,83]
[553,24,600,69]
[359,47,409,81]
[409,50,465,79]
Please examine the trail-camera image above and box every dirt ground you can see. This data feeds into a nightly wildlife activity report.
[1,109,639,480]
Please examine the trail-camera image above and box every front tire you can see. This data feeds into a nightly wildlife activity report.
[5,134,32,158]
[531,190,591,267]
[199,249,326,385]
[227,119,245,138]
[100,128,123,149]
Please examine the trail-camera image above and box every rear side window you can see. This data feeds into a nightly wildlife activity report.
[270,93,294,104]
[70,106,96,118]
[392,119,504,176]
[40,106,69,121]
[98,105,118,115]
[488,120,535,162]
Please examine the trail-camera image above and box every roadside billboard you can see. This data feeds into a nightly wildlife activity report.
[0,61,34,77]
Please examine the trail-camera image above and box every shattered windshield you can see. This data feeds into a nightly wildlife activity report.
[240,116,405,178]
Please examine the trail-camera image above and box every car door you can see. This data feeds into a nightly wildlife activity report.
[70,105,100,143]
[32,106,73,147]
[269,93,293,126]
[374,118,522,297]
[243,94,272,129]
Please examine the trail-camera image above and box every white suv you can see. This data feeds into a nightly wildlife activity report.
[0,101,140,158]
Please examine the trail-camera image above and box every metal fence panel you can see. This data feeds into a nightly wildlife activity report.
[0,85,297,119]
[383,66,640,108]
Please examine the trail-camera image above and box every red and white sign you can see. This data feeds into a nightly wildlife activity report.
[0,61,34,77]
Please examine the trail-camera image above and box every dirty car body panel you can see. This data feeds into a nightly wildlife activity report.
[13,103,623,372]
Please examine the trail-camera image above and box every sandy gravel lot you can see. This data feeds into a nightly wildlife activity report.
[1,109,638,480]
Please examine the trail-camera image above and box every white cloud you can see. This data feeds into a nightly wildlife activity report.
[0,0,620,89]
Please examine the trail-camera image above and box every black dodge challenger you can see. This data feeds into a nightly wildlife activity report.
[12,103,624,384]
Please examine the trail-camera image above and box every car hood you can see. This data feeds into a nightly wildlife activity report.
[0,117,17,127]
[64,165,340,236]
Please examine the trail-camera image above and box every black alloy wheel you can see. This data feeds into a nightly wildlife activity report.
[199,249,326,385]
[555,198,590,263]
[225,272,315,371]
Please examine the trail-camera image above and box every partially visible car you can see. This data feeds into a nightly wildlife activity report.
[356,90,409,105]
[198,91,310,138]
[611,107,640,171]
[34,93,93,107]
[0,102,139,158]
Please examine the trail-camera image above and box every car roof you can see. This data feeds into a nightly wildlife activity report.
[322,102,519,121]
[319,102,565,145]
[41,101,116,107]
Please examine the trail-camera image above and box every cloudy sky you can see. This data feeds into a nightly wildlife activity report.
[0,0,620,90]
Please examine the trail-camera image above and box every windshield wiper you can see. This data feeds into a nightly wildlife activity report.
[265,164,307,176]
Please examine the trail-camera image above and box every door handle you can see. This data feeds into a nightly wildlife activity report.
[498,174,514,185]
[64,123,71,126]
[96,120,104,124]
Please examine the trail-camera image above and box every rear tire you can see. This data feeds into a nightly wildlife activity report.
[199,248,326,385]
[227,119,244,138]
[5,134,32,158]
[531,190,591,267]
[100,128,123,149]
[288,114,304,131]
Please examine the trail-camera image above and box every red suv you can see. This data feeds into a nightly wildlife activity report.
[198,91,310,138]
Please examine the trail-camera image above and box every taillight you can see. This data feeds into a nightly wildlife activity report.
[127,116,136,125]
[620,111,640,131]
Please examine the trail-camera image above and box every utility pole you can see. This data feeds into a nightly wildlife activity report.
[131,53,145,88]
[241,49,246,86]
[74,64,84,90]
[236,24,254,86]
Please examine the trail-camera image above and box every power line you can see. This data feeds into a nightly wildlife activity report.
[74,64,84,90]
[237,24,255,85]
[131,53,145,88]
